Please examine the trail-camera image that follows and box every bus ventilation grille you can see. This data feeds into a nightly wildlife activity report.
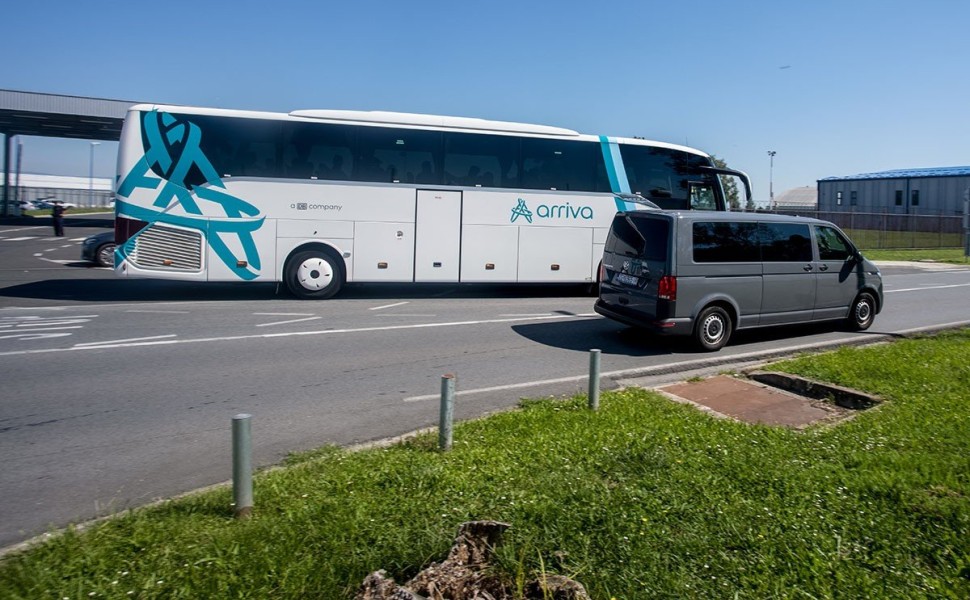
[130,224,203,271]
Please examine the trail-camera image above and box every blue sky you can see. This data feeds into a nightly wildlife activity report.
[4,0,968,205]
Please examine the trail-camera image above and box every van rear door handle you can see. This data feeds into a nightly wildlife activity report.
[803,264,813,271]
[819,264,829,271]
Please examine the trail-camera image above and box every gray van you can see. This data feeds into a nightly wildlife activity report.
[595,210,884,351]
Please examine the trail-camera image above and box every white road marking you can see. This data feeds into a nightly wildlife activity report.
[252,312,315,316]
[0,332,73,341]
[69,237,88,241]
[0,313,597,356]
[32,253,42,257]
[0,226,44,233]
[75,334,177,347]
[0,316,97,328]
[0,326,84,334]
[370,301,410,311]
[886,283,970,293]
[45,248,58,252]
[256,316,322,327]
[4,237,37,241]
[38,258,73,265]
[126,310,191,314]
[499,313,555,317]
[375,314,437,317]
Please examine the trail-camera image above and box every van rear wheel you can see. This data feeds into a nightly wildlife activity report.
[847,292,875,331]
[694,306,732,351]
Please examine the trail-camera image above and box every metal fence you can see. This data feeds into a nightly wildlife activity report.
[768,209,964,250]
[12,186,114,210]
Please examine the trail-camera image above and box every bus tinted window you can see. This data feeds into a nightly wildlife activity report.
[356,127,443,184]
[692,222,760,263]
[520,138,610,192]
[443,132,520,188]
[147,113,282,186]
[760,223,813,262]
[282,122,356,181]
[621,145,717,210]
[189,115,281,180]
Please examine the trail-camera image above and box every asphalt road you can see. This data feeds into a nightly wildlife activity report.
[2,215,969,549]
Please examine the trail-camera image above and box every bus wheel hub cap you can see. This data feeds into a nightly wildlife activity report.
[298,258,334,290]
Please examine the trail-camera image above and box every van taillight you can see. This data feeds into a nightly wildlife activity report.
[658,275,677,301]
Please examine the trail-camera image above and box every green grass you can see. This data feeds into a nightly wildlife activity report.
[22,207,112,217]
[2,332,970,599]
[864,247,970,264]
[844,228,963,251]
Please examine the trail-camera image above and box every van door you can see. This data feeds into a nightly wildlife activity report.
[759,222,816,325]
[812,224,863,320]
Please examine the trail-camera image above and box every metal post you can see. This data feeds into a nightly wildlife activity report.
[88,142,100,208]
[767,150,776,208]
[439,374,455,451]
[2,133,10,217]
[588,349,601,410]
[232,413,253,518]
[963,189,969,259]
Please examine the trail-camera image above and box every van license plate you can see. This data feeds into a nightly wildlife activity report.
[614,273,638,286]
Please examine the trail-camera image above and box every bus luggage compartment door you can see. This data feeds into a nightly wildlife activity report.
[415,190,462,282]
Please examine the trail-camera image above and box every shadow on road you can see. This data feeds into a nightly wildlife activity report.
[513,316,868,356]
[512,318,679,357]
[0,278,595,304]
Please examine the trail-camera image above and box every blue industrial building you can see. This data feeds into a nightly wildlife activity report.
[818,166,970,216]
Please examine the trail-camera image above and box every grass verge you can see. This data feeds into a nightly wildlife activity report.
[864,247,969,264]
[2,331,969,599]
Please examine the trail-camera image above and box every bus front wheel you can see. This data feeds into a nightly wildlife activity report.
[285,250,343,299]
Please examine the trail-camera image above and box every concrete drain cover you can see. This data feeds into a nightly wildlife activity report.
[656,373,881,428]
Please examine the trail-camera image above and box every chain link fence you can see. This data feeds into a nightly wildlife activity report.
[767,209,964,250]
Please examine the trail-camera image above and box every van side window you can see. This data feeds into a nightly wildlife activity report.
[815,226,852,261]
[692,222,759,263]
[760,223,812,262]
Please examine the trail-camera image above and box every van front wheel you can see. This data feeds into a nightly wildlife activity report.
[847,292,875,331]
[694,306,732,351]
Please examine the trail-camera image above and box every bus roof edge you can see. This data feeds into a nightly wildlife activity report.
[289,109,580,137]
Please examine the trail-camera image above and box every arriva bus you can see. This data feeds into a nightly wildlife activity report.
[113,105,751,298]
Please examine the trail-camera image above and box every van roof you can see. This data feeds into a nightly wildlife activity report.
[618,210,831,226]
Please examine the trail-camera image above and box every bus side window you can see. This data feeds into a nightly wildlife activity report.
[689,183,718,211]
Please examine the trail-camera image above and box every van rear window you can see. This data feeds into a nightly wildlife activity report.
[608,215,669,261]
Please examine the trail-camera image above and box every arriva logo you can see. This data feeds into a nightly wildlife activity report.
[509,198,594,223]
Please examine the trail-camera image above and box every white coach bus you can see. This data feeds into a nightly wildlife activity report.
[113,105,750,298]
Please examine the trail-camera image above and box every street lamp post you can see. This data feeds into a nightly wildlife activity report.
[89,141,101,207]
[767,150,777,208]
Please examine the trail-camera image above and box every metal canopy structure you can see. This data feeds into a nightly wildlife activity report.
[1,89,145,215]
[0,89,138,140]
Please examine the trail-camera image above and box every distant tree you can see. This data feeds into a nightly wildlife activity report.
[710,156,755,211]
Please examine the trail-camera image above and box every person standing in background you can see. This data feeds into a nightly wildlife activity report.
[51,202,67,236]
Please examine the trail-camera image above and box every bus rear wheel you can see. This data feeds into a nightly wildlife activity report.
[285,250,343,299]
